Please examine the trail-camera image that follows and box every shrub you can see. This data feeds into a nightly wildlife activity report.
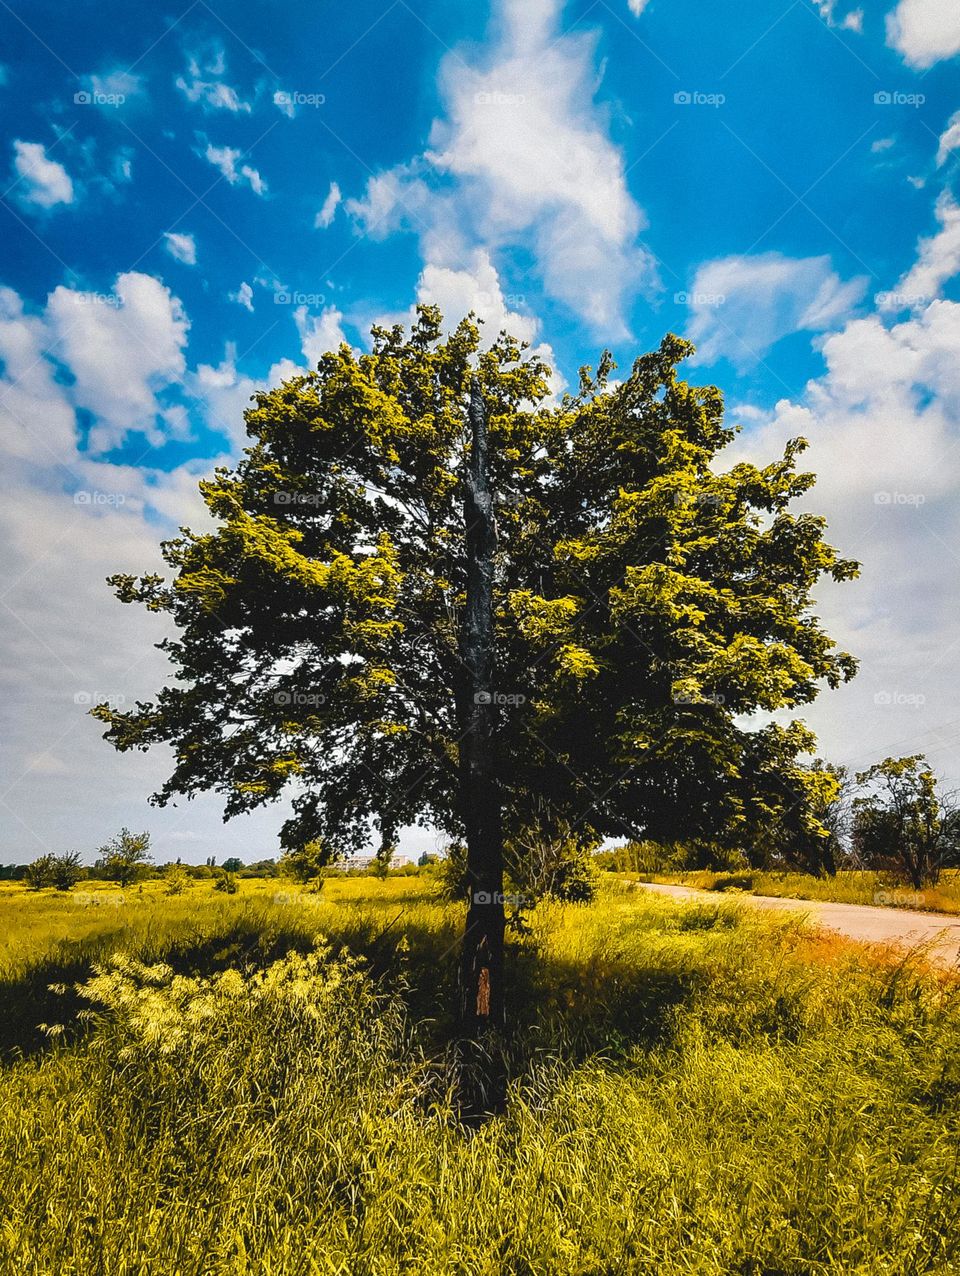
[213,870,239,894]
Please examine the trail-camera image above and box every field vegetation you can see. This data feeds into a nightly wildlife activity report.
[2,875,960,1273]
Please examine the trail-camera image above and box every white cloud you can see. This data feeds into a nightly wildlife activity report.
[627,0,651,14]
[723,223,960,784]
[84,69,143,102]
[163,231,197,265]
[12,140,74,208]
[346,0,654,337]
[230,281,254,311]
[884,192,960,310]
[295,305,347,364]
[936,110,960,166]
[202,142,266,195]
[886,0,960,68]
[814,2,864,29]
[315,181,342,229]
[684,251,865,368]
[46,272,190,452]
[176,43,250,113]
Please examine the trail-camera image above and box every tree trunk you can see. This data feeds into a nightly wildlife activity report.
[456,379,506,1113]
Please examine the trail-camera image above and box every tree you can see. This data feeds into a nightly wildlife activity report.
[221,856,244,873]
[96,828,153,887]
[25,851,82,891]
[853,756,959,889]
[279,840,327,884]
[92,309,857,1075]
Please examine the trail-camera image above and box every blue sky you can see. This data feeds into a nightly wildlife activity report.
[2,0,960,862]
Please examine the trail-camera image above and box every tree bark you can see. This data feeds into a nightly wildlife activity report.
[457,379,506,1090]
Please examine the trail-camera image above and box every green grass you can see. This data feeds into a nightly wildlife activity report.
[2,877,960,1273]
[651,867,960,915]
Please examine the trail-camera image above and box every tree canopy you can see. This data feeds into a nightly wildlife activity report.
[93,308,858,876]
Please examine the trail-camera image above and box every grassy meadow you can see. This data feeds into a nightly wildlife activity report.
[2,875,960,1274]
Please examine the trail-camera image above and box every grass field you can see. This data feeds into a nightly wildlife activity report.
[2,876,960,1273]
[649,868,960,916]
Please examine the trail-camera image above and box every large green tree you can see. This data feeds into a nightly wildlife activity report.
[94,309,857,1048]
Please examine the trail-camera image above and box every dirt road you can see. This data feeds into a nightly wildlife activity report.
[640,882,960,967]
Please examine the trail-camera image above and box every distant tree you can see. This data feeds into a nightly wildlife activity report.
[371,842,395,879]
[417,851,439,867]
[50,851,83,891]
[853,756,959,889]
[24,854,56,890]
[213,869,239,893]
[93,310,858,1092]
[279,841,326,884]
[96,829,153,887]
[25,852,82,891]
[221,856,244,873]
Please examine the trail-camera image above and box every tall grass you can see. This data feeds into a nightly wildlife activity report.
[654,867,960,915]
[2,878,960,1273]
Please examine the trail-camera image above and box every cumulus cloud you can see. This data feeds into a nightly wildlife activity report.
[346,0,654,338]
[886,0,960,68]
[683,251,866,368]
[229,281,254,311]
[11,140,74,208]
[314,181,341,229]
[201,142,266,195]
[46,272,190,452]
[295,305,348,364]
[724,244,960,782]
[163,231,197,265]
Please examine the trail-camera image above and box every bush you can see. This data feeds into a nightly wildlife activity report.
[24,852,82,891]
[708,871,756,893]
[213,870,239,894]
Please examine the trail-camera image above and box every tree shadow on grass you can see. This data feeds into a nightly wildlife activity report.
[0,899,702,1073]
